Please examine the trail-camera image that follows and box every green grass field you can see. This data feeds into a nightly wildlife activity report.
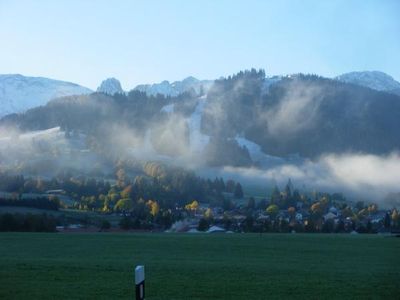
[0,233,399,299]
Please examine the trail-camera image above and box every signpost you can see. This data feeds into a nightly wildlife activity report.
[135,265,145,300]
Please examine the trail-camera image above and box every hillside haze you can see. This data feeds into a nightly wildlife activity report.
[1,69,400,201]
[2,70,400,159]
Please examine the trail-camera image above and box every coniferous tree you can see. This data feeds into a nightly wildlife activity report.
[234,183,244,199]
[384,212,391,230]
[270,185,281,205]
[247,197,255,210]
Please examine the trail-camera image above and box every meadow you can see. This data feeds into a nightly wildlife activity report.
[0,233,399,299]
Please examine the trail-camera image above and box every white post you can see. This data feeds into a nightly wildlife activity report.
[135,265,145,300]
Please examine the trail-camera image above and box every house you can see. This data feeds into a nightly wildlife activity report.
[45,189,66,194]
[295,213,303,222]
[323,212,337,221]
[256,215,270,222]
[168,220,190,232]
[233,215,246,222]
[207,225,226,233]
[370,211,387,224]
[328,206,338,215]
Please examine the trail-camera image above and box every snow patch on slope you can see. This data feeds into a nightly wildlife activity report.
[0,127,63,144]
[188,98,210,153]
[235,136,285,167]
[134,77,213,97]
[0,74,92,117]
[161,103,174,114]
[335,71,400,93]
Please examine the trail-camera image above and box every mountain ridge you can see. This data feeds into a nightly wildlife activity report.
[335,71,400,95]
[0,74,92,117]
[96,77,124,95]
[134,76,214,97]
[2,70,400,166]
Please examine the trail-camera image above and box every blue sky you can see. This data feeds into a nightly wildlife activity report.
[0,0,399,89]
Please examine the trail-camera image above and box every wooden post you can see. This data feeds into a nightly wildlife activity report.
[135,265,145,300]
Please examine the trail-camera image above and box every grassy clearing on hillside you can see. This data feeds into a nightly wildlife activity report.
[0,233,399,299]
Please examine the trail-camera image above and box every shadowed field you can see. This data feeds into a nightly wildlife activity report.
[0,233,399,299]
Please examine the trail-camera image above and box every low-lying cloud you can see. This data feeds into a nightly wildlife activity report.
[323,152,400,191]
[221,152,400,205]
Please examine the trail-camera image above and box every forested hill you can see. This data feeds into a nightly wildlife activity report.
[202,70,400,157]
[1,69,400,165]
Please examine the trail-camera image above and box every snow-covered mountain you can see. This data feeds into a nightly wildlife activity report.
[134,76,213,97]
[96,77,124,95]
[0,74,92,117]
[335,71,400,95]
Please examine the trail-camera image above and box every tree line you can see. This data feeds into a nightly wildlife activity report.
[0,213,56,232]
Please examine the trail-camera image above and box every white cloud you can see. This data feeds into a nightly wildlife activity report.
[221,152,400,203]
[262,80,323,136]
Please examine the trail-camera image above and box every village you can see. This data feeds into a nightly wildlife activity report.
[155,194,399,235]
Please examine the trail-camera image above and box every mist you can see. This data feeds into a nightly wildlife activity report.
[0,99,208,175]
[1,72,400,208]
[262,79,324,136]
[1,114,400,206]
[217,152,400,205]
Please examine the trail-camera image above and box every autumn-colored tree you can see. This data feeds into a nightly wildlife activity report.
[392,209,399,228]
[311,202,323,215]
[120,185,132,199]
[147,200,160,217]
[204,208,213,219]
[114,198,134,212]
[368,203,378,213]
[185,200,199,211]
[102,197,111,212]
[266,204,279,216]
